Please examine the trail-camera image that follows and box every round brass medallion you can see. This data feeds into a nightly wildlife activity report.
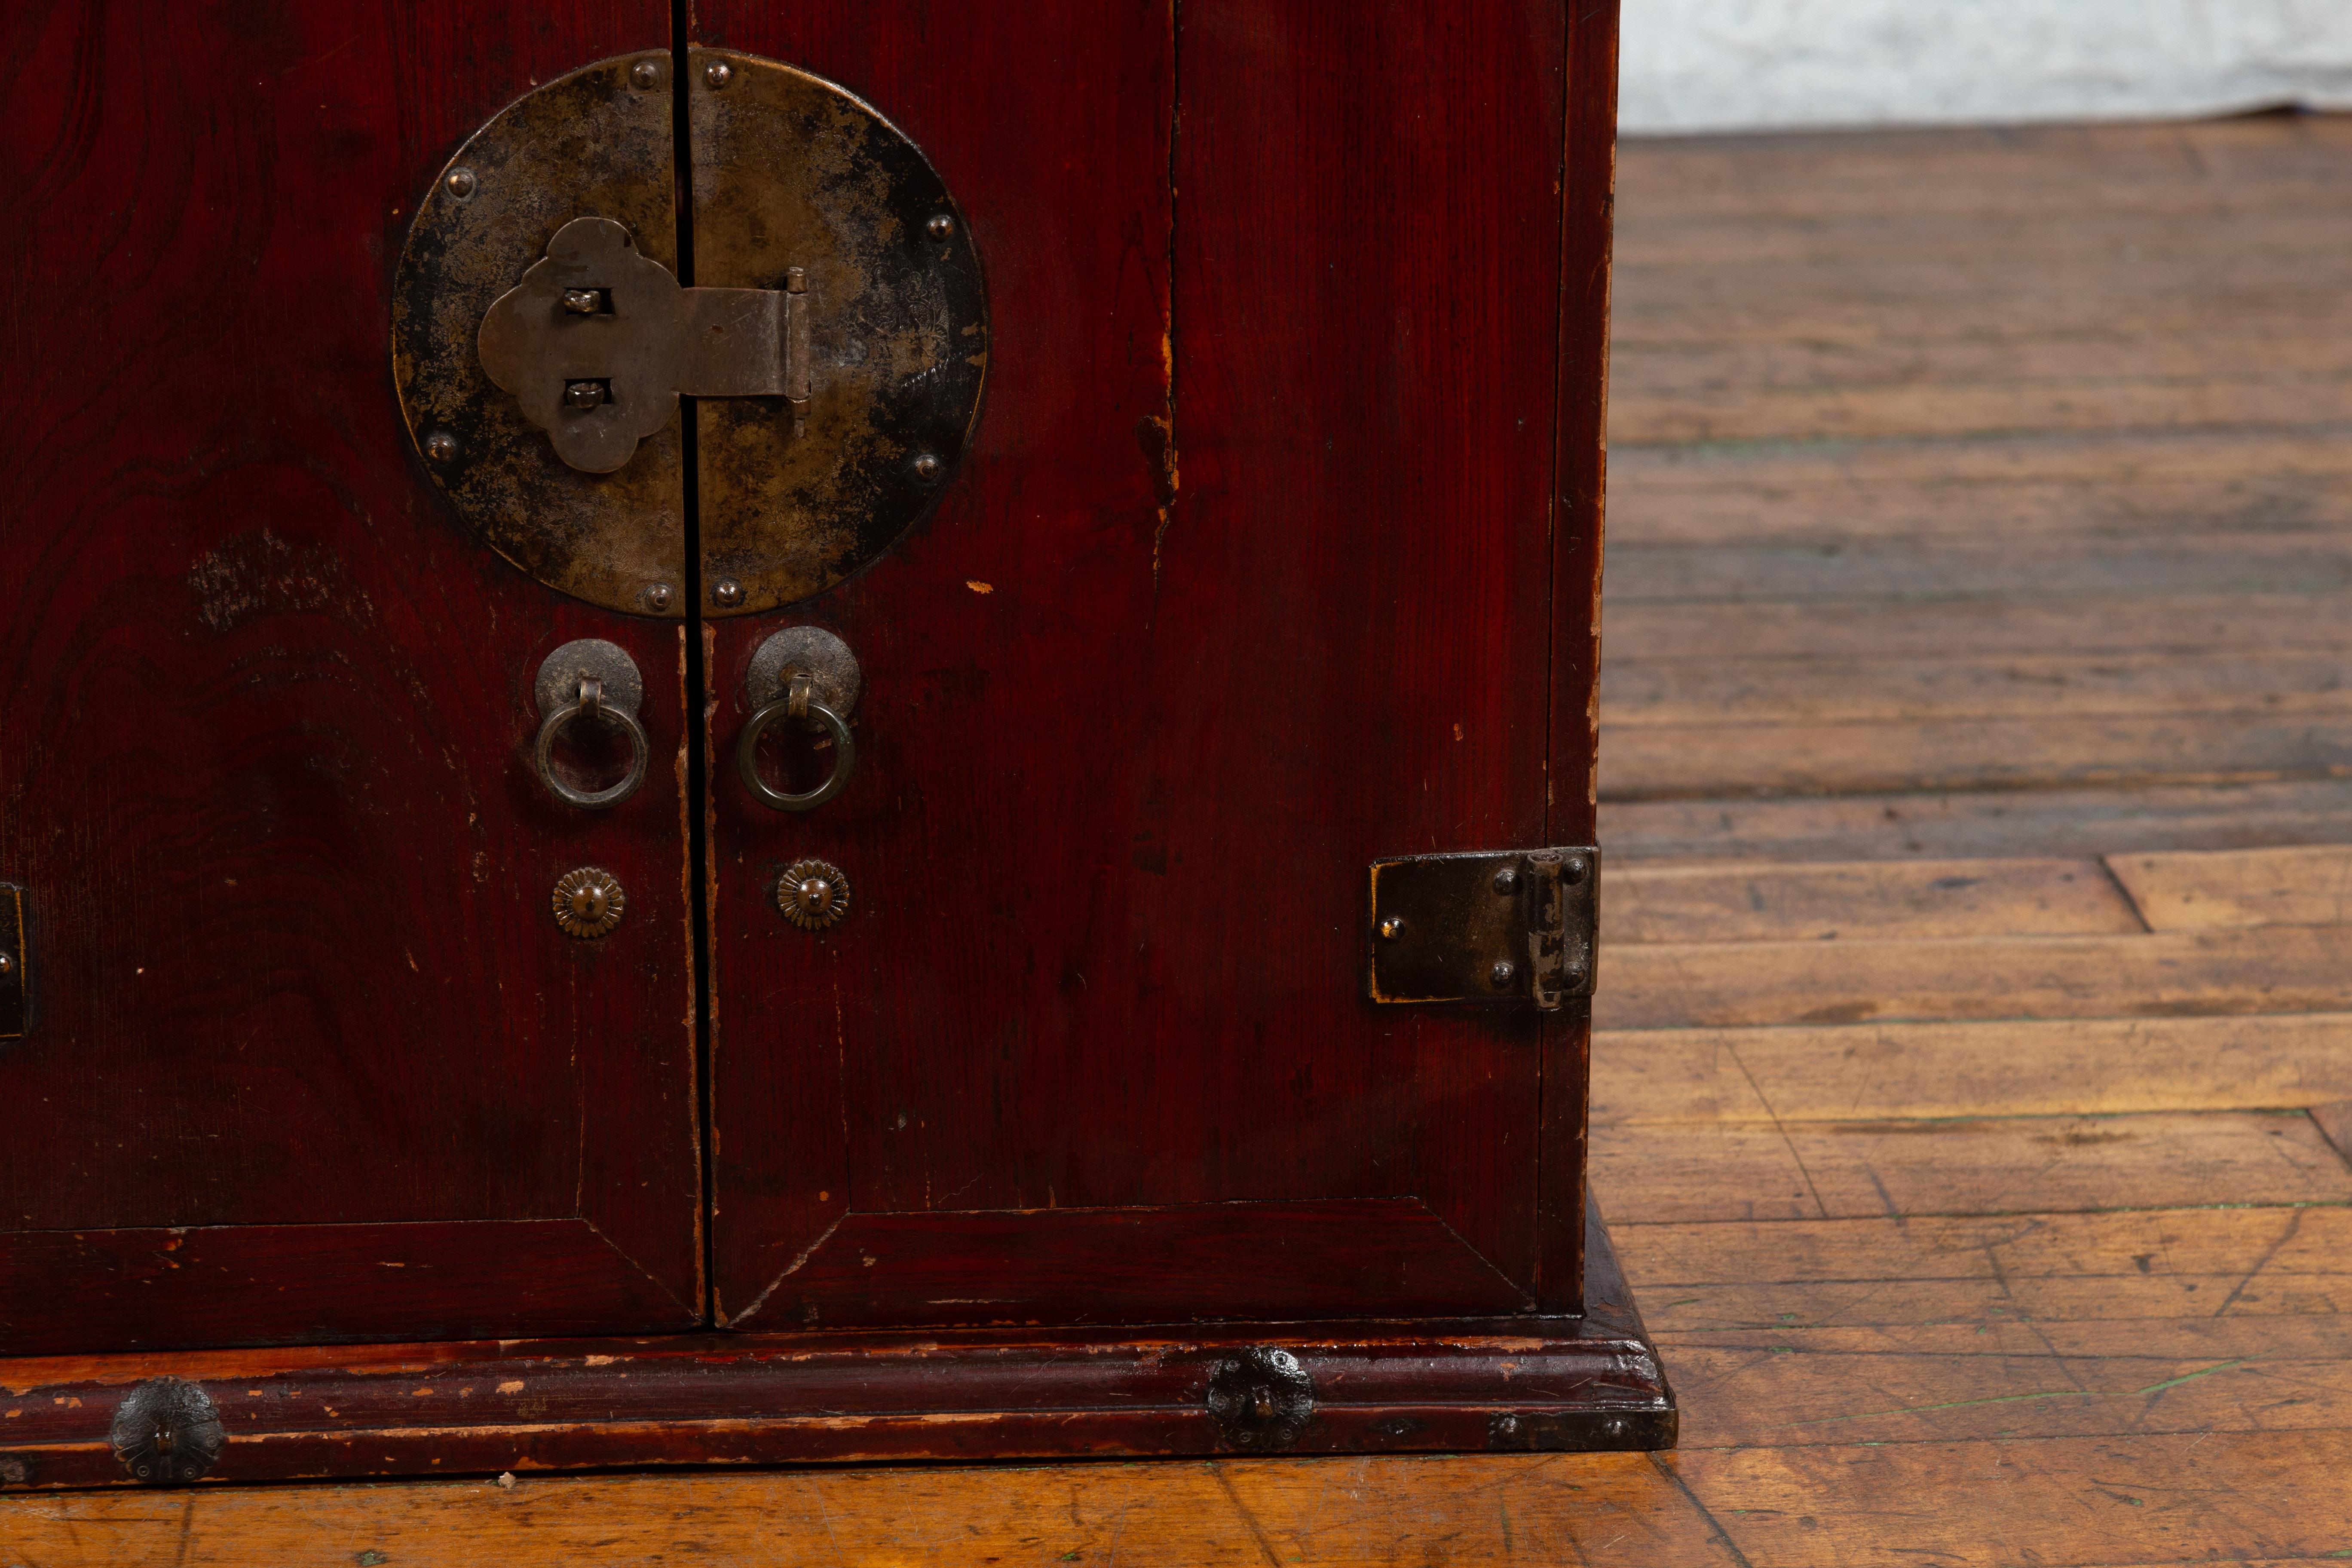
[777,858,851,932]
[391,49,988,619]
[552,866,627,939]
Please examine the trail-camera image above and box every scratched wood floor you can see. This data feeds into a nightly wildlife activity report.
[10,114,2352,1566]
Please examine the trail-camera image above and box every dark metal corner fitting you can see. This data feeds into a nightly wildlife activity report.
[1368,845,1598,1011]
[0,885,24,1041]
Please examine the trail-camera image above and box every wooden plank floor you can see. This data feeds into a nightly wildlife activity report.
[9,115,2352,1565]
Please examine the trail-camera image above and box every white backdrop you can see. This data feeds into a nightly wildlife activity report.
[1620,0,2352,134]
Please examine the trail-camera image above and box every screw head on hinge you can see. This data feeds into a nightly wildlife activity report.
[630,58,662,90]
[705,60,734,89]
[1489,960,1517,989]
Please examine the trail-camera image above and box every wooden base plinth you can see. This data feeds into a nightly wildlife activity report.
[0,1204,1670,1489]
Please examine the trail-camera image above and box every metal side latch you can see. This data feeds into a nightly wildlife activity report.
[0,884,24,1041]
[1367,846,1598,1011]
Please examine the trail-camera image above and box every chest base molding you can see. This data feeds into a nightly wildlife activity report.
[0,1203,1669,1488]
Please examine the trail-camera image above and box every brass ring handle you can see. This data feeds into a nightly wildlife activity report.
[534,676,651,809]
[737,677,857,813]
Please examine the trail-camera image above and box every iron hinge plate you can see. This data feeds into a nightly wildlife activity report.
[1368,846,1598,1011]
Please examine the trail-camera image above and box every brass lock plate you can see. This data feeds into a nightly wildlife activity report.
[392,52,684,617]
[392,50,988,618]
[688,49,988,616]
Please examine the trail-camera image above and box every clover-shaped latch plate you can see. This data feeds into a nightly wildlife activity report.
[478,216,812,474]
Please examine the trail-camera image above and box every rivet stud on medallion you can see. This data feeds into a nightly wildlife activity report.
[778,859,851,932]
[552,867,626,939]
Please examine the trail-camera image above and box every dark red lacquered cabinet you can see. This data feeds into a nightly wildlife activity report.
[0,0,1666,1487]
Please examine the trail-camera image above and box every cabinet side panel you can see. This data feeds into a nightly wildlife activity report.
[1152,0,1568,1286]
[1540,0,1621,1311]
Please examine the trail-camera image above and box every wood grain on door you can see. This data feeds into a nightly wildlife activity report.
[697,2,1582,1328]
[0,1,701,1354]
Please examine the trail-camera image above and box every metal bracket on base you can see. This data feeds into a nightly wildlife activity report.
[108,1378,224,1485]
[1206,1348,1316,1451]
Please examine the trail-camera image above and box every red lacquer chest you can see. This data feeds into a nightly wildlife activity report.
[0,0,1664,1485]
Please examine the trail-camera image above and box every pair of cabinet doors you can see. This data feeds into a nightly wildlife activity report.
[0,1,1607,1357]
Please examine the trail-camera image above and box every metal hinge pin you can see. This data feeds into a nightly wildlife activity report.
[784,266,810,438]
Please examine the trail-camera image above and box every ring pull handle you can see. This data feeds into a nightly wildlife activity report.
[738,626,862,814]
[533,638,651,810]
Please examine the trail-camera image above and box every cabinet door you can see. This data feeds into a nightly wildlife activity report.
[0,4,700,1354]
[701,4,1587,1328]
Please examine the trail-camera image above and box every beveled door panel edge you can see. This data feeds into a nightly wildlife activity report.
[732,1197,1535,1332]
[0,1219,698,1361]
[0,1201,1669,1487]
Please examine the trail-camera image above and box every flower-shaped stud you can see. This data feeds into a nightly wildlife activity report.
[552,867,626,939]
[777,858,851,932]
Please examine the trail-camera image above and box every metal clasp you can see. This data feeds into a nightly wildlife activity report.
[0,884,25,1042]
[1367,846,1599,1011]
[477,217,814,474]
